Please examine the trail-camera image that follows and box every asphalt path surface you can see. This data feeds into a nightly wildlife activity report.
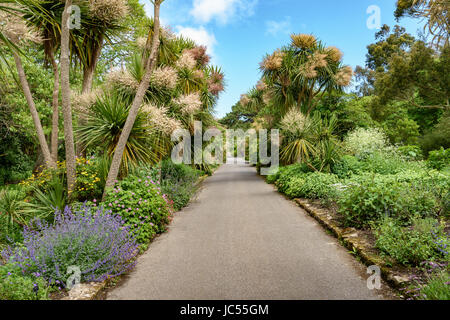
[107,160,384,300]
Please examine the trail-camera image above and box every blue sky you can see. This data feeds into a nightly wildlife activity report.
[142,0,424,118]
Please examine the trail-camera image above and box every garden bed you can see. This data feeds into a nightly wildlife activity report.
[294,198,417,291]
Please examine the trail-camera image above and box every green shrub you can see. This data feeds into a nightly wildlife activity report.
[266,172,280,184]
[332,155,363,178]
[160,160,203,211]
[374,217,449,266]
[359,152,407,175]
[275,163,311,193]
[0,263,49,300]
[419,271,450,300]
[428,148,450,170]
[397,145,423,161]
[337,175,441,228]
[104,174,172,244]
[285,172,339,200]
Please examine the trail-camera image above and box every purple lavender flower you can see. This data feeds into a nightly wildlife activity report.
[2,204,138,285]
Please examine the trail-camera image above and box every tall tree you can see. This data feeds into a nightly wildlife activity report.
[0,4,56,169]
[395,0,449,46]
[102,0,164,200]
[260,34,353,116]
[60,0,76,196]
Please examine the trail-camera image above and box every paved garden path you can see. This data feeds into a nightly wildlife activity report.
[107,160,384,300]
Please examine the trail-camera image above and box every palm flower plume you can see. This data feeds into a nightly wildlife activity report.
[151,66,178,90]
[280,108,307,134]
[260,50,285,71]
[207,71,225,96]
[142,103,182,135]
[0,6,42,45]
[291,34,317,49]
[88,0,129,24]
[186,46,210,66]
[105,69,140,92]
[334,66,353,86]
[161,26,176,41]
[256,80,267,91]
[72,89,102,115]
[325,46,343,63]
[262,91,273,105]
[176,50,197,70]
[208,83,224,96]
[136,37,147,49]
[310,52,328,68]
[299,52,328,79]
[240,94,250,106]
[175,92,203,115]
[299,63,318,79]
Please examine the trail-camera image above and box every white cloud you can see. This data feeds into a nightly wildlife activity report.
[190,0,258,25]
[265,17,292,36]
[175,26,217,59]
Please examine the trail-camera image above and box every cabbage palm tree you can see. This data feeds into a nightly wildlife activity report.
[260,34,353,116]
[77,92,162,176]
[103,0,165,200]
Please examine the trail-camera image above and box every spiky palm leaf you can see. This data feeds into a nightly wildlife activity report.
[77,92,163,176]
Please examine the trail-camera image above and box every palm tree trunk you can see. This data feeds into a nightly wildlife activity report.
[12,51,56,169]
[81,41,102,94]
[77,40,103,156]
[61,0,77,197]
[102,0,163,200]
[49,51,60,162]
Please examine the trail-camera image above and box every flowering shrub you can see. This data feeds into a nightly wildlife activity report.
[0,263,49,300]
[103,175,173,244]
[416,270,450,300]
[2,205,138,286]
[19,157,103,202]
[344,127,392,158]
[74,157,103,201]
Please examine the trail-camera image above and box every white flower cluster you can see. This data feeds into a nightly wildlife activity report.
[105,69,139,91]
[280,108,308,134]
[344,127,392,157]
[176,50,197,70]
[0,7,42,45]
[88,0,129,24]
[141,103,182,135]
[151,66,178,90]
[175,92,202,115]
[72,89,101,115]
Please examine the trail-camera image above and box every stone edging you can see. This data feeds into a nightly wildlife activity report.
[62,281,108,300]
[294,198,411,289]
